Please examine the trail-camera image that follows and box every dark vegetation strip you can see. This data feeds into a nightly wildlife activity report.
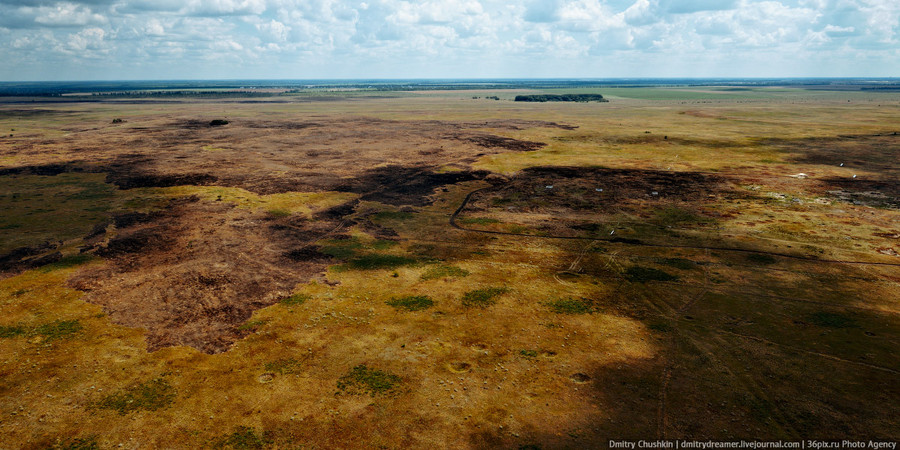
[449,187,900,267]
[399,233,892,285]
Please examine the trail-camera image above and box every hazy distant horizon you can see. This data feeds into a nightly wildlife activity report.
[1,77,898,84]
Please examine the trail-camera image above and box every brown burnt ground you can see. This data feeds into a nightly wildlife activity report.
[69,198,338,354]
[466,166,735,213]
[458,166,740,239]
[777,133,900,177]
[342,165,491,207]
[773,133,900,208]
[0,242,62,274]
[3,117,566,195]
[455,134,546,152]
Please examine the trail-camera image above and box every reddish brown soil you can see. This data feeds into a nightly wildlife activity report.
[69,197,340,353]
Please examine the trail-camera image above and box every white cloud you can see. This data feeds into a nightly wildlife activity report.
[0,0,899,79]
[64,26,107,55]
[256,19,290,42]
[31,3,108,27]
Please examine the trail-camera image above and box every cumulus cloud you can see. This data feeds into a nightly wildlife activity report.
[32,3,108,27]
[256,19,289,42]
[0,0,898,79]
[65,26,105,52]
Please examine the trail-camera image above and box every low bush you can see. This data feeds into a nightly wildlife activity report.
[461,287,509,308]
[337,365,401,396]
[96,377,175,415]
[386,295,434,311]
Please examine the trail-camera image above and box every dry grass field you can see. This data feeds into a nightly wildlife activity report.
[1,86,898,448]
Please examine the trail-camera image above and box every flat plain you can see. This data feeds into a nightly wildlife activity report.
[1,84,898,448]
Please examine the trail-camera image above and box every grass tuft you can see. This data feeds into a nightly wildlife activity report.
[0,325,27,338]
[97,377,176,415]
[545,298,594,315]
[337,365,401,396]
[519,349,538,358]
[50,436,99,450]
[216,426,269,450]
[461,287,509,308]
[386,295,434,311]
[0,320,82,341]
[373,211,414,221]
[338,254,418,271]
[264,358,304,375]
[238,319,268,332]
[280,293,310,306]
[34,320,83,341]
[371,240,399,250]
[420,265,470,280]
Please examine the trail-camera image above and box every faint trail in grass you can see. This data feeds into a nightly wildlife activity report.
[659,249,711,440]
[714,327,900,375]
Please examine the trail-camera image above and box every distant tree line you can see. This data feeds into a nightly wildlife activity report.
[514,94,608,103]
[89,90,272,98]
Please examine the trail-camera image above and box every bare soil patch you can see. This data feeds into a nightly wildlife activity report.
[69,198,339,354]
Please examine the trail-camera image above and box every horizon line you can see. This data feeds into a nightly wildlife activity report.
[2,76,900,84]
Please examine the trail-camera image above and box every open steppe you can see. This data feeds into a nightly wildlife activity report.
[1,85,898,448]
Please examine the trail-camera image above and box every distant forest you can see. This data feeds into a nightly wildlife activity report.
[514,94,608,102]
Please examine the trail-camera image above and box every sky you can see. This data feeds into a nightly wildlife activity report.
[0,0,898,81]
